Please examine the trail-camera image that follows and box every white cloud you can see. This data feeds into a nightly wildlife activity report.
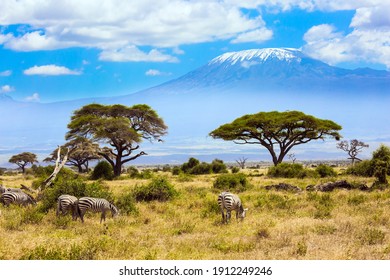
[25,93,40,102]
[0,70,12,77]
[0,85,15,93]
[302,22,390,68]
[0,0,272,61]
[24,65,82,76]
[99,46,179,63]
[145,69,172,76]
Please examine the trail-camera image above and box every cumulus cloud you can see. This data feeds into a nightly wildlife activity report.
[24,65,82,76]
[0,85,15,93]
[303,20,390,68]
[0,0,272,62]
[25,93,40,102]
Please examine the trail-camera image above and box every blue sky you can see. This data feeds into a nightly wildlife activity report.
[0,0,389,103]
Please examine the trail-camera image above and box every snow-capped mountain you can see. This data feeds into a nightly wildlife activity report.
[145,48,389,94]
[1,48,389,165]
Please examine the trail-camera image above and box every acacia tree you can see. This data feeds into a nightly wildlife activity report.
[210,111,342,166]
[66,103,167,177]
[336,139,369,165]
[44,137,101,173]
[9,152,38,173]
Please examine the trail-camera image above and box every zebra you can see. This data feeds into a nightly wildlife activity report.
[57,194,79,220]
[0,191,36,206]
[218,191,248,224]
[76,197,119,223]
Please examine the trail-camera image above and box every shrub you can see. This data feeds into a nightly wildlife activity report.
[211,159,228,174]
[38,178,112,213]
[91,161,114,180]
[213,173,251,192]
[315,164,337,178]
[372,145,390,186]
[268,163,320,178]
[267,163,305,178]
[127,166,140,178]
[115,192,138,215]
[231,167,240,173]
[345,160,374,177]
[172,166,181,175]
[133,176,178,202]
[190,162,212,175]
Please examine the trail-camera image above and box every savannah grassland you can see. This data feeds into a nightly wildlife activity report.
[1,168,390,260]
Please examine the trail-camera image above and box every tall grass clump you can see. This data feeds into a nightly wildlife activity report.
[213,173,251,192]
[133,176,178,202]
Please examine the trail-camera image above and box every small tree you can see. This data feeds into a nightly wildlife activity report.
[210,111,342,166]
[235,157,248,169]
[9,152,38,173]
[44,137,101,173]
[337,139,369,165]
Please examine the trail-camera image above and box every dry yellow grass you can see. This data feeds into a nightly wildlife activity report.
[1,171,389,260]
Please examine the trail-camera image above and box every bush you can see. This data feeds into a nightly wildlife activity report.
[190,162,212,175]
[115,192,138,215]
[172,166,181,175]
[231,167,240,173]
[315,164,337,178]
[211,159,228,174]
[268,163,320,178]
[268,163,305,178]
[127,166,140,178]
[213,173,251,192]
[345,160,374,177]
[133,176,178,202]
[91,161,114,180]
[372,145,390,186]
[38,178,112,213]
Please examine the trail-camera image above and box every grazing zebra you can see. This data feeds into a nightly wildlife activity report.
[0,191,36,206]
[57,194,78,220]
[218,191,248,223]
[76,197,119,223]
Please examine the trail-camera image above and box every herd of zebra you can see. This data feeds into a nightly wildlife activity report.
[1,184,247,224]
[0,185,119,223]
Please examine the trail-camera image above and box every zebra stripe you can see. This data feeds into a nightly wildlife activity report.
[57,194,78,220]
[218,191,248,223]
[0,191,36,206]
[77,197,119,223]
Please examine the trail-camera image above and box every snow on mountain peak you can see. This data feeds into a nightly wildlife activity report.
[209,48,304,66]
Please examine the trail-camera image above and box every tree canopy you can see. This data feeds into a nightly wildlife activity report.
[210,110,342,166]
[9,152,38,173]
[66,103,167,176]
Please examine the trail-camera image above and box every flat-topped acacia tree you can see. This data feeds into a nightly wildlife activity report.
[66,103,167,177]
[210,110,342,166]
